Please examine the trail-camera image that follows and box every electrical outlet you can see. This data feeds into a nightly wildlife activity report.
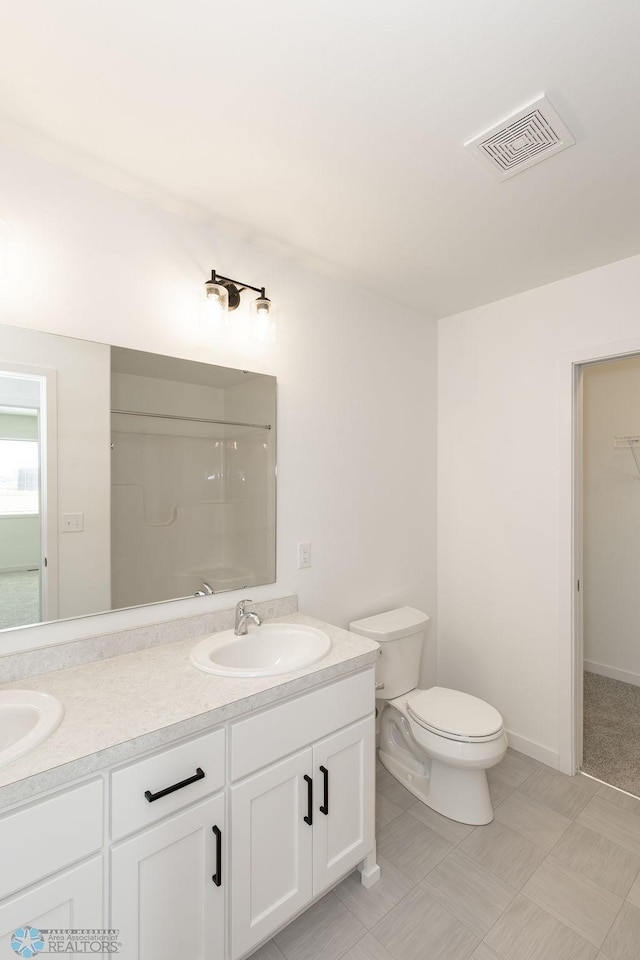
[297,541,311,569]
[62,512,84,533]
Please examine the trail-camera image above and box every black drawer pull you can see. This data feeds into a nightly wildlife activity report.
[144,767,205,803]
[303,774,313,826]
[212,825,222,886]
[319,765,329,815]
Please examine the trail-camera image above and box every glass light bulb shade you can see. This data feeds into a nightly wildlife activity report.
[250,297,276,343]
[205,280,229,312]
[251,296,271,317]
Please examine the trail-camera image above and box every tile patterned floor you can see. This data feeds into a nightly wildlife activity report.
[250,750,640,960]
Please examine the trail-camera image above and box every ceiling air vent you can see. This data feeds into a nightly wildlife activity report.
[464,95,575,180]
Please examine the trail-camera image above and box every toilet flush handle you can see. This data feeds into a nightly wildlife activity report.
[375,681,384,691]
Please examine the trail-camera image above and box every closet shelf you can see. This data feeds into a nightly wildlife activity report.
[614,436,640,478]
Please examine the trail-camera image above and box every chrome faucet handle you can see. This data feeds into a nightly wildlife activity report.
[235,598,253,630]
[195,581,214,597]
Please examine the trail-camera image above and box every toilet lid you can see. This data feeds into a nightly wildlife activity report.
[407,687,503,742]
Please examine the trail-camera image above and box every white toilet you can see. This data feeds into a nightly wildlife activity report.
[349,607,508,825]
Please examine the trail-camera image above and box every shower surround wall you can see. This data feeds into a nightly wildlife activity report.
[111,370,275,608]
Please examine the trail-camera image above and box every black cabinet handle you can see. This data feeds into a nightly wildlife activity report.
[212,825,222,886]
[303,774,313,825]
[319,765,329,815]
[144,767,205,803]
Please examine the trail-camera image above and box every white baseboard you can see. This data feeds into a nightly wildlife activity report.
[505,729,559,769]
[584,659,640,689]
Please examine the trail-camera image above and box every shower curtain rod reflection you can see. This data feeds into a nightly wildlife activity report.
[111,409,272,430]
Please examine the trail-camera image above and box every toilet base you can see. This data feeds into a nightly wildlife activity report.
[379,747,495,826]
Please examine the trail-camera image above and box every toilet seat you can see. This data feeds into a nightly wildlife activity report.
[406,687,504,743]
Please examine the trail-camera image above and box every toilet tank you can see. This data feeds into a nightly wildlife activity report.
[349,607,430,700]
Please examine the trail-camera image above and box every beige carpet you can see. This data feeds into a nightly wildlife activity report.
[583,670,640,797]
[0,569,40,629]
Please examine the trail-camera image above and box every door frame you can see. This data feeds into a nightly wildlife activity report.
[560,335,640,775]
[0,362,58,623]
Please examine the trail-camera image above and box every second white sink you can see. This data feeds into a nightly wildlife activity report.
[0,690,64,769]
[190,623,331,677]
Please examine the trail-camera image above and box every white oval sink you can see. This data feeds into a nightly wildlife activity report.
[0,691,64,769]
[190,623,331,677]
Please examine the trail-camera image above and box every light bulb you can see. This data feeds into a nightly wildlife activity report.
[250,296,276,343]
[205,280,229,315]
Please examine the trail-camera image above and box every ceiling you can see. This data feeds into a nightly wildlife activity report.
[1,0,640,318]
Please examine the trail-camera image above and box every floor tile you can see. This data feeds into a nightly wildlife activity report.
[406,798,475,845]
[601,901,640,960]
[487,772,515,808]
[457,820,546,890]
[248,941,287,960]
[597,784,640,816]
[376,774,416,811]
[420,849,516,937]
[491,748,540,790]
[371,886,479,960]
[333,855,415,929]
[469,947,503,960]
[376,793,404,832]
[376,811,453,882]
[340,934,396,960]
[577,795,640,856]
[626,871,640,908]
[274,892,366,960]
[522,856,622,947]
[495,790,571,851]
[517,766,599,819]
[485,894,598,960]
[551,822,640,898]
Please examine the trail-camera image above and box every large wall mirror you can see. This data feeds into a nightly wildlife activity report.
[0,323,276,634]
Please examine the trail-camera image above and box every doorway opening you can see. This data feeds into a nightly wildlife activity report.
[0,370,52,628]
[576,352,640,796]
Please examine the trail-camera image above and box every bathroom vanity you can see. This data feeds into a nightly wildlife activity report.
[0,609,379,960]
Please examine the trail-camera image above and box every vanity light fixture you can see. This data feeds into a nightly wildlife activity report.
[205,270,270,317]
[204,270,275,342]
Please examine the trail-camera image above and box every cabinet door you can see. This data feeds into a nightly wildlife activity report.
[230,749,313,960]
[111,793,224,960]
[312,716,375,895]
[0,856,103,959]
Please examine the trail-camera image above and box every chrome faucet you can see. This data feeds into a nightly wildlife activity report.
[234,598,263,636]
[194,581,214,597]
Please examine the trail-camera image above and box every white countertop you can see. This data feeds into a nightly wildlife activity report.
[0,613,378,809]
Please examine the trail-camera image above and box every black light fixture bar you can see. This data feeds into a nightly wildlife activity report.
[210,270,266,298]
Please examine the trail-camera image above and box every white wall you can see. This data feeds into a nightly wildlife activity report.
[0,139,438,663]
[438,252,640,768]
[583,355,640,686]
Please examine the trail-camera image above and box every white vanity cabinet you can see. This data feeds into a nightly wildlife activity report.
[110,728,226,960]
[0,663,377,960]
[0,780,104,951]
[0,859,104,951]
[229,670,375,960]
[111,793,225,960]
